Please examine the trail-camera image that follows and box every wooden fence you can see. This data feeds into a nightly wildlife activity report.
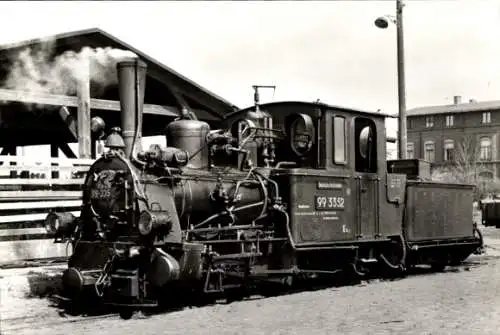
[0,155,93,266]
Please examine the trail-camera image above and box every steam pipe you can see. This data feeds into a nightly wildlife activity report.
[131,59,145,165]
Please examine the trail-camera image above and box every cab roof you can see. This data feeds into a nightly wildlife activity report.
[228,101,397,120]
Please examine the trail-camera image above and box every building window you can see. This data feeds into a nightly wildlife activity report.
[407,142,414,159]
[480,137,492,161]
[445,115,454,127]
[425,116,434,128]
[444,139,455,161]
[424,141,435,162]
[479,171,494,181]
[333,116,346,164]
[482,112,491,124]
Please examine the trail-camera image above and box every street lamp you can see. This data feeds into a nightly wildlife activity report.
[375,0,407,160]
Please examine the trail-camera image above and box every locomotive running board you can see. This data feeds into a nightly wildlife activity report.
[248,267,343,277]
[104,301,159,308]
[293,238,391,250]
[408,240,481,250]
[50,293,159,308]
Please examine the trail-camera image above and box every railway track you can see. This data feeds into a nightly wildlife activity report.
[2,236,496,335]
[2,258,488,335]
[2,313,118,333]
[0,257,67,270]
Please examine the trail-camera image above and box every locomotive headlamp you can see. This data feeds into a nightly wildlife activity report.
[91,116,106,135]
[138,210,172,236]
[45,214,60,233]
[44,212,76,236]
[138,210,154,235]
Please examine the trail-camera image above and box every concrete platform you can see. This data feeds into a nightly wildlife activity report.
[0,239,73,265]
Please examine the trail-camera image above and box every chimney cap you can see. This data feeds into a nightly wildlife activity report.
[116,58,147,69]
[453,95,462,105]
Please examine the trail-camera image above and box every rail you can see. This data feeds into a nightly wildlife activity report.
[0,155,92,266]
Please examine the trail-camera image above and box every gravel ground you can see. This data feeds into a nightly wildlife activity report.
[1,226,500,335]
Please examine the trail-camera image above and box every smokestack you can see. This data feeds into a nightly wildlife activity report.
[116,58,147,158]
[453,95,462,105]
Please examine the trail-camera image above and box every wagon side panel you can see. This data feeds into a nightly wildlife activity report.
[405,182,474,241]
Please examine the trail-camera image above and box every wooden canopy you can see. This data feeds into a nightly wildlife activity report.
[0,28,238,151]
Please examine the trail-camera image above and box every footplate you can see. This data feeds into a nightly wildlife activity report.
[103,300,159,308]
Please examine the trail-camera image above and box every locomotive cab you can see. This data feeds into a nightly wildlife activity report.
[226,102,403,247]
[228,101,482,272]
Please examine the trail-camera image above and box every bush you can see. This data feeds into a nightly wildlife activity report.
[431,167,500,201]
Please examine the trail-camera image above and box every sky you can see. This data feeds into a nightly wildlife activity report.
[0,0,499,160]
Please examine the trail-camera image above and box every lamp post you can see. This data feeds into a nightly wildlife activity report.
[375,0,407,160]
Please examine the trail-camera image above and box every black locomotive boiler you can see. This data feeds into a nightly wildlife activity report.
[46,58,484,318]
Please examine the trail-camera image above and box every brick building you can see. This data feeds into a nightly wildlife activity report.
[407,95,500,180]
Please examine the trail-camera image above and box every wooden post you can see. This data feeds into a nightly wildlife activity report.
[77,61,91,159]
[91,133,97,159]
[51,144,59,179]
[4,146,18,178]
[59,143,77,159]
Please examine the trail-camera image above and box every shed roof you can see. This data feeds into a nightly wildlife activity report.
[407,100,500,117]
[0,28,238,119]
[0,28,238,146]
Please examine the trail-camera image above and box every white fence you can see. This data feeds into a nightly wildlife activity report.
[0,155,92,265]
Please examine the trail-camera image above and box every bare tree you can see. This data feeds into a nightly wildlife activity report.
[451,135,484,184]
[431,135,498,199]
[386,145,397,160]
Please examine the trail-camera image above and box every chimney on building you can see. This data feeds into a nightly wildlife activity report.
[453,95,462,105]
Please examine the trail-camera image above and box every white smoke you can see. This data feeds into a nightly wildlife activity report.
[2,42,138,97]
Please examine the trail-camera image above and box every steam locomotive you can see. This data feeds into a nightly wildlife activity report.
[46,58,484,319]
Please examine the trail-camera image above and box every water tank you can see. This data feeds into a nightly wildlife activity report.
[166,119,210,169]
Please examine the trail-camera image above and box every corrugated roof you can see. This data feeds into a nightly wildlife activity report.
[407,100,500,117]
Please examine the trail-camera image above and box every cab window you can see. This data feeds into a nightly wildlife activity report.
[354,117,377,173]
[332,116,346,164]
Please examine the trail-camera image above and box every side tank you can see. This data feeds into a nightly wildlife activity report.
[166,119,210,169]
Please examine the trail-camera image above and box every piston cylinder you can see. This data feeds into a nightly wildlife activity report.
[62,267,99,297]
[148,248,181,287]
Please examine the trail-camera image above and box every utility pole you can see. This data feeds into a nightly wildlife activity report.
[396,0,407,160]
[375,0,407,160]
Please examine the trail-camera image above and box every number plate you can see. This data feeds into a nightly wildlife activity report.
[315,195,345,210]
[90,188,111,200]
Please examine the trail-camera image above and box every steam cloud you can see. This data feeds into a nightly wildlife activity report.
[2,41,138,97]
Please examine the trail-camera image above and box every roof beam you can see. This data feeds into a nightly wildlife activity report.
[153,78,222,121]
[58,106,77,140]
[145,67,234,119]
[0,88,179,117]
